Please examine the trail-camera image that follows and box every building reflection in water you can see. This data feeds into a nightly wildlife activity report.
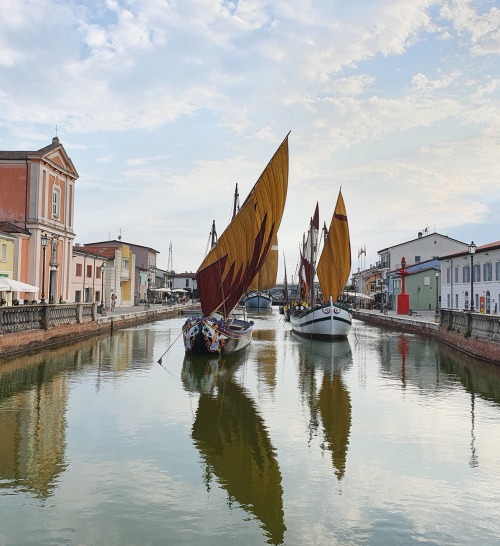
[295,338,353,480]
[181,352,286,545]
[0,346,81,499]
[252,328,278,390]
[0,327,158,499]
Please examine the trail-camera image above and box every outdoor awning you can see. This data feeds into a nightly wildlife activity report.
[345,291,373,300]
[0,278,40,293]
[152,288,171,293]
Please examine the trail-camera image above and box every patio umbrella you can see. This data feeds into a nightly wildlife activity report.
[0,278,40,293]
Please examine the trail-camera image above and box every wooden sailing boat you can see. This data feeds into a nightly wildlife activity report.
[290,189,352,339]
[244,234,278,309]
[182,134,289,355]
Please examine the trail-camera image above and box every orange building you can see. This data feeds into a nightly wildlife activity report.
[0,137,78,303]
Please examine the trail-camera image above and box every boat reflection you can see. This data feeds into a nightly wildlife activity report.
[182,354,286,545]
[296,339,352,480]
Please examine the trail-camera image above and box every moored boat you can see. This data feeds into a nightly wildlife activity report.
[290,189,352,340]
[182,134,289,355]
[244,291,273,309]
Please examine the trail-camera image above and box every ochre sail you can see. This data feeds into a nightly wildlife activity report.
[197,135,289,316]
[247,235,279,291]
[316,190,351,303]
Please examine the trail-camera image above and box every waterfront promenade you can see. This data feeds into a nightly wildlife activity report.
[1,302,499,364]
[0,302,197,358]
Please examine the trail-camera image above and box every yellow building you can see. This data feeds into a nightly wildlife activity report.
[0,230,15,305]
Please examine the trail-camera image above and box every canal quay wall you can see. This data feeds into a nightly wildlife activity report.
[0,302,190,358]
[1,303,499,364]
[354,309,500,365]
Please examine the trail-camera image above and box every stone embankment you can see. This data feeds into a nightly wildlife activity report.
[0,303,194,358]
[354,308,500,365]
[2,303,499,364]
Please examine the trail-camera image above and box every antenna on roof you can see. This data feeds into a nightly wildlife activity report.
[55,124,58,137]
[118,228,122,241]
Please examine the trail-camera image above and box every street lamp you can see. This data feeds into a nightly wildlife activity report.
[435,271,440,313]
[100,262,105,307]
[40,232,49,304]
[469,241,476,312]
[192,277,197,303]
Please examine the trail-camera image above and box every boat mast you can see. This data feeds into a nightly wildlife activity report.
[232,183,240,219]
[310,219,315,307]
[210,220,218,248]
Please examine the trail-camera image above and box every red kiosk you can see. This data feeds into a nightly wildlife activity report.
[397,257,410,315]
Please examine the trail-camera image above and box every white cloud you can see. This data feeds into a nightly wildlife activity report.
[0,0,498,273]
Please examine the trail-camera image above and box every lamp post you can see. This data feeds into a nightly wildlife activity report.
[435,271,440,313]
[192,277,197,303]
[469,241,476,312]
[100,263,105,307]
[40,232,49,304]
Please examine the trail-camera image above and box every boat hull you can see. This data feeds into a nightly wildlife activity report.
[244,292,273,309]
[182,315,254,356]
[290,303,352,340]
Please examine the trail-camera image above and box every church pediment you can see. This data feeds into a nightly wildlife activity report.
[41,142,78,179]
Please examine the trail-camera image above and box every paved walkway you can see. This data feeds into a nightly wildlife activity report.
[106,301,198,317]
[355,308,439,324]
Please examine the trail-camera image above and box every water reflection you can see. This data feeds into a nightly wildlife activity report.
[0,343,89,498]
[182,353,286,545]
[296,339,352,480]
[253,328,278,390]
[0,328,157,499]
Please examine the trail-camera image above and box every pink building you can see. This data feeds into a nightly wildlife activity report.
[0,137,78,303]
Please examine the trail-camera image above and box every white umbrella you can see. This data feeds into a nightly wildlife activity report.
[173,288,188,293]
[152,287,172,293]
[0,278,39,293]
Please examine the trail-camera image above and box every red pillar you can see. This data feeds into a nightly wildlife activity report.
[397,257,410,315]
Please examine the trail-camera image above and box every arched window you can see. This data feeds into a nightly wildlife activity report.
[464,291,469,310]
[52,187,60,218]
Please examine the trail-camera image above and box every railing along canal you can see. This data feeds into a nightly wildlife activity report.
[440,309,500,342]
[0,303,97,334]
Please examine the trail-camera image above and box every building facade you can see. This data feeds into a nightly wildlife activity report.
[0,137,78,303]
[441,242,500,314]
[82,242,136,307]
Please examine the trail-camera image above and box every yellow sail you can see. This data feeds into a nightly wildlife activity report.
[316,189,351,304]
[196,135,289,316]
[247,235,279,291]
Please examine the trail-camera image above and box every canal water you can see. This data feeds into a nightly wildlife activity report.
[1,309,499,546]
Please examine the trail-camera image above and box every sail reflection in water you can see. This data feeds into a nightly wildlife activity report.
[182,353,286,545]
[296,339,352,480]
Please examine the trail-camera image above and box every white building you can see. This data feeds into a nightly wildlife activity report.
[440,241,500,314]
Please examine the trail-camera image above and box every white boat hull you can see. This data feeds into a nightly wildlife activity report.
[244,292,273,309]
[182,315,254,356]
[290,303,352,340]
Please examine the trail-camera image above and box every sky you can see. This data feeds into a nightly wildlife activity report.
[1,0,499,281]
